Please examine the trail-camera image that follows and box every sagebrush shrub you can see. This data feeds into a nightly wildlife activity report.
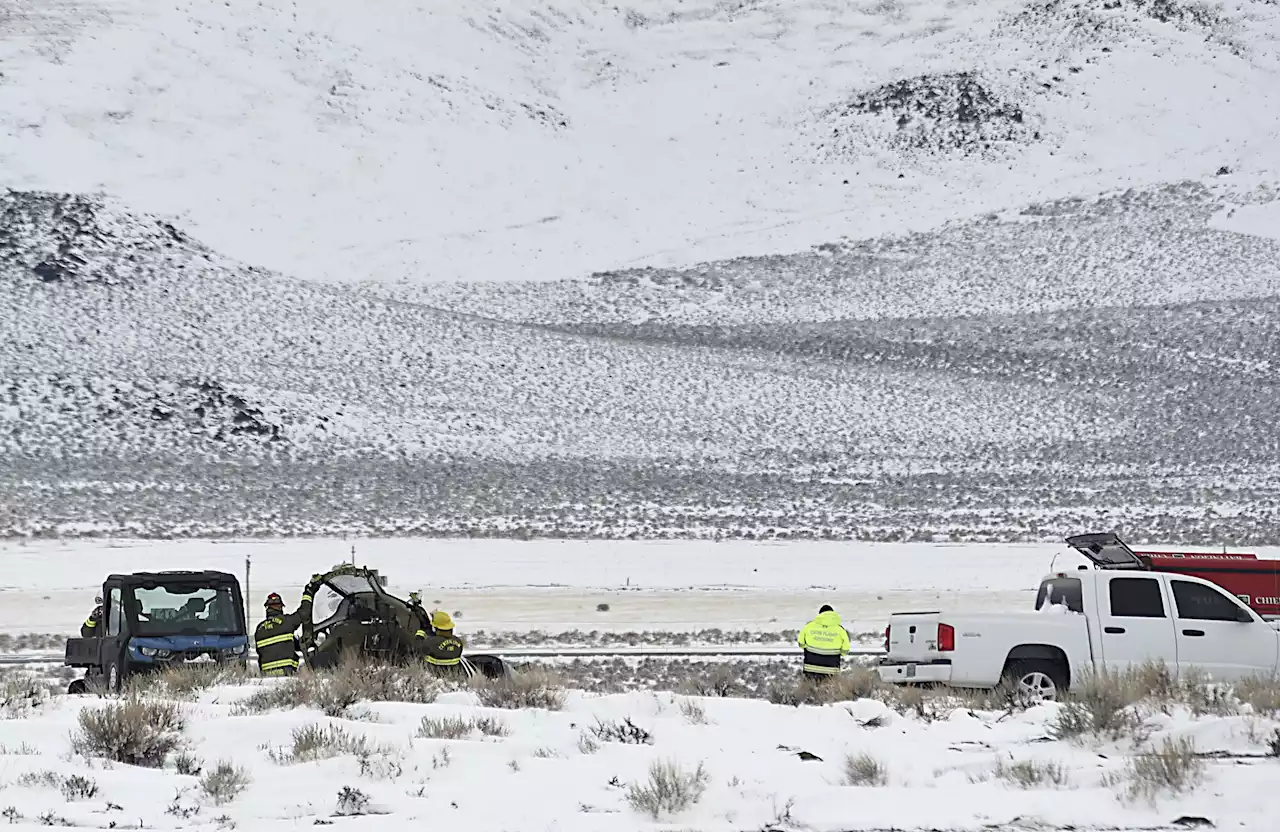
[842,753,888,786]
[71,696,186,767]
[1050,668,1143,741]
[767,668,884,707]
[272,724,390,764]
[0,675,54,717]
[590,717,653,745]
[335,786,370,816]
[1122,736,1205,803]
[200,760,251,805]
[1235,674,1280,717]
[173,750,203,776]
[471,670,566,710]
[154,664,250,697]
[474,715,509,737]
[678,697,708,724]
[994,758,1069,789]
[417,716,474,740]
[625,759,709,818]
[677,664,739,697]
[61,774,99,801]
[234,662,448,717]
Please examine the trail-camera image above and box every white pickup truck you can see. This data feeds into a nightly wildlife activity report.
[876,534,1280,701]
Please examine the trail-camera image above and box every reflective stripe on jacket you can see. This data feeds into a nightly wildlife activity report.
[798,611,851,675]
[81,609,101,639]
[254,593,313,673]
[420,634,463,668]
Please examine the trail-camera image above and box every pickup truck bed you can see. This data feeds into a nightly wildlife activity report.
[876,565,1280,700]
[877,609,1090,693]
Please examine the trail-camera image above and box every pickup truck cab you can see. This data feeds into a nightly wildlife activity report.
[876,534,1280,701]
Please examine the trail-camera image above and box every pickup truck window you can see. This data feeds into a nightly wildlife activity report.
[1036,577,1083,613]
[1108,576,1166,618]
[1172,580,1249,621]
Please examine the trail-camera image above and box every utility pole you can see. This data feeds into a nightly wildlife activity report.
[244,554,252,635]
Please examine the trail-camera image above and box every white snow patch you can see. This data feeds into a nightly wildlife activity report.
[1209,201,1280,242]
[0,683,1274,830]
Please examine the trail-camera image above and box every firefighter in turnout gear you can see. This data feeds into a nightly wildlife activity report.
[408,592,434,640]
[80,597,104,638]
[419,610,464,673]
[797,605,851,681]
[254,586,315,676]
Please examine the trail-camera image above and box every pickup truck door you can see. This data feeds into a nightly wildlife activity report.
[1095,574,1178,674]
[1168,577,1280,681]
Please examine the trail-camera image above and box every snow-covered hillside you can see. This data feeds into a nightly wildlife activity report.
[3,0,1280,540]
[5,185,1280,540]
[1,0,1278,284]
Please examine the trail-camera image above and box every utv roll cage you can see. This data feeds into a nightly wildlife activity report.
[300,563,506,678]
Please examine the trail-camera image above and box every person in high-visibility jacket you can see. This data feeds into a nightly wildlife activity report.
[254,584,315,677]
[80,597,104,638]
[797,605,851,680]
[418,610,464,673]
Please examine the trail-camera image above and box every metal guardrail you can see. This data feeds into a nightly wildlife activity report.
[0,645,886,666]
[479,645,887,658]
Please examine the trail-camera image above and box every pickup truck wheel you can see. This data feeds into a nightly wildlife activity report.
[1003,659,1067,704]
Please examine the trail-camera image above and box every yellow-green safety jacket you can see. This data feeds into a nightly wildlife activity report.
[81,606,102,638]
[254,591,314,676]
[797,610,851,675]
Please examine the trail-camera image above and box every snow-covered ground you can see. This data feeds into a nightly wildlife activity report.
[0,538,1056,639]
[0,670,1277,831]
[4,537,1277,644]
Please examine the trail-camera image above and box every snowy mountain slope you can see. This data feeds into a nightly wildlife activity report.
[4,193,1110,469]
[5,0,1280,540]
[385,182,1280,326]
[4,188,1280,541]
[1,0,1278,284]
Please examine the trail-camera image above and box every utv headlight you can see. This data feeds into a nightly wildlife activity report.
[139,647,172,658]
[220,645,248,658]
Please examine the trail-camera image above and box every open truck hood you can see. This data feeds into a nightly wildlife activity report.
[1065,532,1146,569]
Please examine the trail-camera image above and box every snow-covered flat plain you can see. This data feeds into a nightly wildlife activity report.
[0,674,1276,831]
[4,538,1277,643]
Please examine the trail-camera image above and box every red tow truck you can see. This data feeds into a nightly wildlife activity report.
[1067,533,1280,620]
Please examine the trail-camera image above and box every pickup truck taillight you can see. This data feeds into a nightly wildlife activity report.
[883,626,890,651]
[937,623,955,652]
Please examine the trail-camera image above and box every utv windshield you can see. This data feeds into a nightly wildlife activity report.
[130,584,242,636]
[311,574,379,628]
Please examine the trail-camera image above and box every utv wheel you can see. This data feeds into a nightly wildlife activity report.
[67,679,89,695]
[1002,659,1067,704]
[107,663,121,693]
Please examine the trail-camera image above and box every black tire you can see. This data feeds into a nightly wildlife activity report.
[1001,658,1068,703]
[67,679,89,695]
[465,654,508,680]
